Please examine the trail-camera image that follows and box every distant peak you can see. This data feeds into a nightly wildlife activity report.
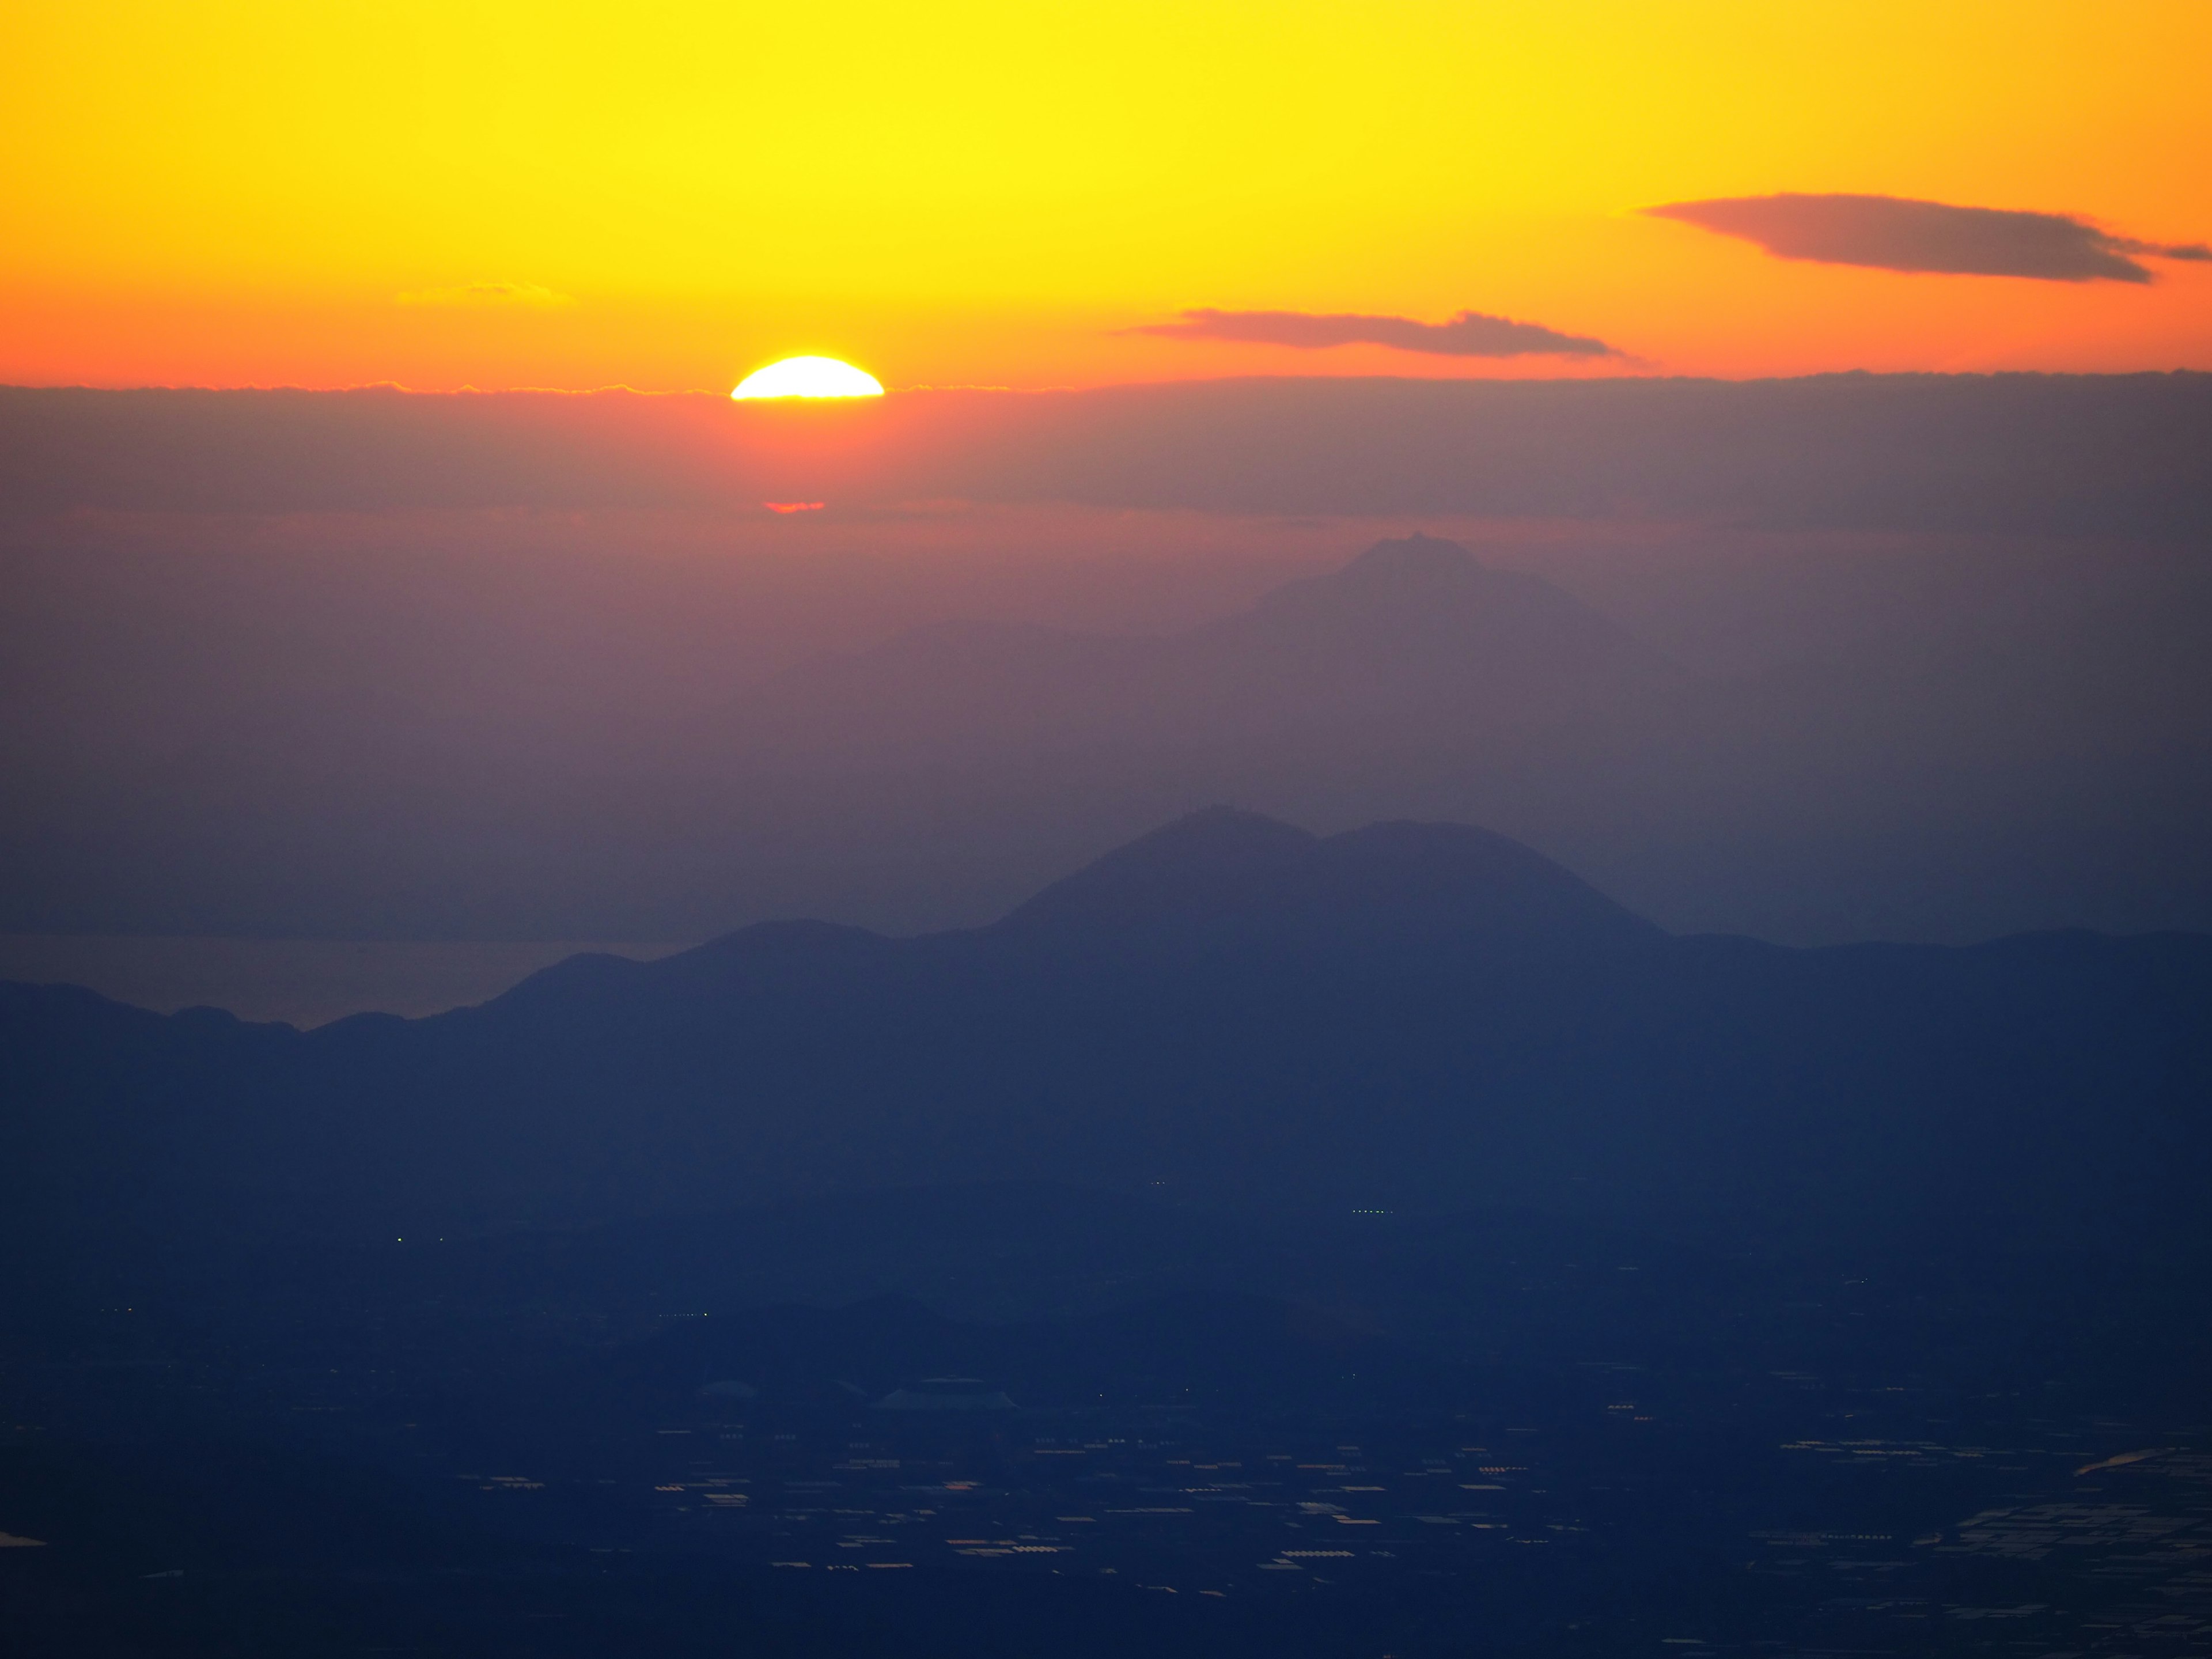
[995,809,1660,955]
[1116,805,1317,859]
[1343,533,1483,579]
[996,809,1317,934]
[1237,533,1497,626]
[1057,806,1319,881]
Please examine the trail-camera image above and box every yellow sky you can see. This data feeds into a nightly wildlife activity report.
[3,0,2208,389]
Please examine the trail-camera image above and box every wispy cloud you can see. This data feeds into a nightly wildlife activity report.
[1646,193,2211,283]
[396,281,573,308]
[1130,308,1615,358]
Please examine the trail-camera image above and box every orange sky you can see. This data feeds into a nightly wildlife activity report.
[4,1,2209,391]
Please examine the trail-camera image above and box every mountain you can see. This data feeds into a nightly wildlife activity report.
[5,811,2207,1263]
[996,808,1662,956]
[1184,531,1678,708]
[7,525,2208,948]
[698,533,1680,766]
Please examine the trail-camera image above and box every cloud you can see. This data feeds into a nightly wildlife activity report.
[1646,193,2211,283]
[1130,308,1615,357]
[396,281,573,308]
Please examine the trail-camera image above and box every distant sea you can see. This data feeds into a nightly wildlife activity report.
[0,935,694,1028]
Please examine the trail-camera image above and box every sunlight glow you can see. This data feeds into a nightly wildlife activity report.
[732,357,885,399]
[5,2,2208,387]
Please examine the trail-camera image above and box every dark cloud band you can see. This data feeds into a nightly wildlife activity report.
[1131,308,1615,358]
[1647,192,2210,283]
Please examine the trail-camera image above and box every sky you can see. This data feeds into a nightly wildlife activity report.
[4,0,2210,392]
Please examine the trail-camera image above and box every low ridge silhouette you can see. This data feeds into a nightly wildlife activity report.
[2,809,2207,1259]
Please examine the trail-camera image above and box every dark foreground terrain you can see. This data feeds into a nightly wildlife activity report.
[4,1188,2210,1658]
[5,813,2209,1656]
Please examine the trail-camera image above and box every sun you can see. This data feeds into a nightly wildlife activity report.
[730,356,884,400]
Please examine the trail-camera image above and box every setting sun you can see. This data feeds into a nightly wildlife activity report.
[8,5,2212,1654]
[731,357,885,400]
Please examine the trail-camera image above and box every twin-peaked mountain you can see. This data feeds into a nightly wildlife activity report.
[4,810,2207,1258]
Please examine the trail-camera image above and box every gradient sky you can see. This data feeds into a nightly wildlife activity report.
[5,0,2209,391]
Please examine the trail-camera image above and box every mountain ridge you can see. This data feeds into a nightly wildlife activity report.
[991,808,1665,955]
[702,534,1681,766]
[2,810,2207,1255]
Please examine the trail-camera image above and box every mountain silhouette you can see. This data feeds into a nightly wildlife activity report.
[704,533,1679,766]
[3,811,2208,1260]
[1190,532,1677,703]
[997,807,1662,956]
[7,528,2207,949]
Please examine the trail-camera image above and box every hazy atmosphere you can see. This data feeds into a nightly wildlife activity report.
[5,6,2211,1658]
[7,377,2210,1009]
